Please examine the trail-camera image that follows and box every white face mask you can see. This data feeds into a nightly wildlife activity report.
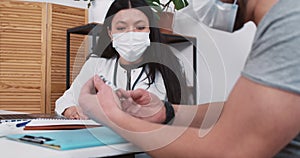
[195,0,238,32]
[112,32,150,62]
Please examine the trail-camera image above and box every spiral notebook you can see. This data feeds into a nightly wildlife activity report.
[24,119,101,130]
[0,113,101,130]
[0,113,63,122]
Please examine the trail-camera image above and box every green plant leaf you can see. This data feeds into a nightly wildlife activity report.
[146,0,188,12]
[183,0,189,7]
[146,0,163,12]
[172,0,189,10]
[152,0,161,4]
[146,0,161,6]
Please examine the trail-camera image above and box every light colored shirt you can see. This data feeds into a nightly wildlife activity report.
[55,56,166,115]
[241,0,300,157]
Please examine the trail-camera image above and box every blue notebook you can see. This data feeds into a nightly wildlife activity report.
[6,127,127,150]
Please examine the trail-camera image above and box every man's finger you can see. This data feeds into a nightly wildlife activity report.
[81,77,95,94]
[94,75,106,92]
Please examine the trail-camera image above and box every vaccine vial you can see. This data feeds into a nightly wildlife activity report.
[99,75,124,108]
[99,75,118,91]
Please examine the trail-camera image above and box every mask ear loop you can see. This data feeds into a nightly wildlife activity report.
[233,0,238,5]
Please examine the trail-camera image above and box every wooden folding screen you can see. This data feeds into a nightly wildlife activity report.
[0,1,46,113]
[0,1,87,113]
[47,4,87,114]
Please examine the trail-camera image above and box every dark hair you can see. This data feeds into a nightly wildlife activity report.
[90,0,188,104]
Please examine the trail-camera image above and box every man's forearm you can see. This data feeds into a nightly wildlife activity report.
[172,102,224,128]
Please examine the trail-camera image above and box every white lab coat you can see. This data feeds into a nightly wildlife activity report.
[55,56,166,115]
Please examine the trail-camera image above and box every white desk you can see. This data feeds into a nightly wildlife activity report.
[0,137,140,158]
[0,110,141,158]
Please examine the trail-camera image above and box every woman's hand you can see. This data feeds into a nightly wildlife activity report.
[117,88,166,123]
[79,75,166,124]
[62,106,88,119]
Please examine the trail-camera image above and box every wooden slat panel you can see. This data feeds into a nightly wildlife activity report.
[0,1,87,114]
[46,4,87,114]
[0,1,46,113]
[51,4,86,16]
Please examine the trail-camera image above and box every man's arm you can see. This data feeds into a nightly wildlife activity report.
[120,88,221,128]
[172,102,224,129]
[82,76,300,158]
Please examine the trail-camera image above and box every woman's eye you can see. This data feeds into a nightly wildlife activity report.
[116,27,126,31]
[136,26,146,30]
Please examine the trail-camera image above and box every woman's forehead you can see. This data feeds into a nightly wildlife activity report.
[112,8,149,24]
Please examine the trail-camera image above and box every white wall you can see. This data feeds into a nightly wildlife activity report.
[23,0,256,104]
[88,0,114,23]
[173,1,256,104]
[87,0,172,23]
[23,0,88,8]
[87,0,256,104]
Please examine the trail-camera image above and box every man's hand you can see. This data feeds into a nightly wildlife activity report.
[116,89,166,123]
[78,75,123,125]
[62,106,88,119]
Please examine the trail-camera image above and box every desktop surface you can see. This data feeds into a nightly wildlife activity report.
[0,136,138,158]
[0,110,140,158]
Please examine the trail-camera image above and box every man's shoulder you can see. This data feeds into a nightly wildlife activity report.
[253,0,300,48]
[257,0,300,31]
[242,0,300,95]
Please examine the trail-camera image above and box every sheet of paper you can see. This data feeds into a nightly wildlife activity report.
[26,119,100,126]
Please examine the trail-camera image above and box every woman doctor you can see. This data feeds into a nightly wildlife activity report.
[55,0,188,119]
